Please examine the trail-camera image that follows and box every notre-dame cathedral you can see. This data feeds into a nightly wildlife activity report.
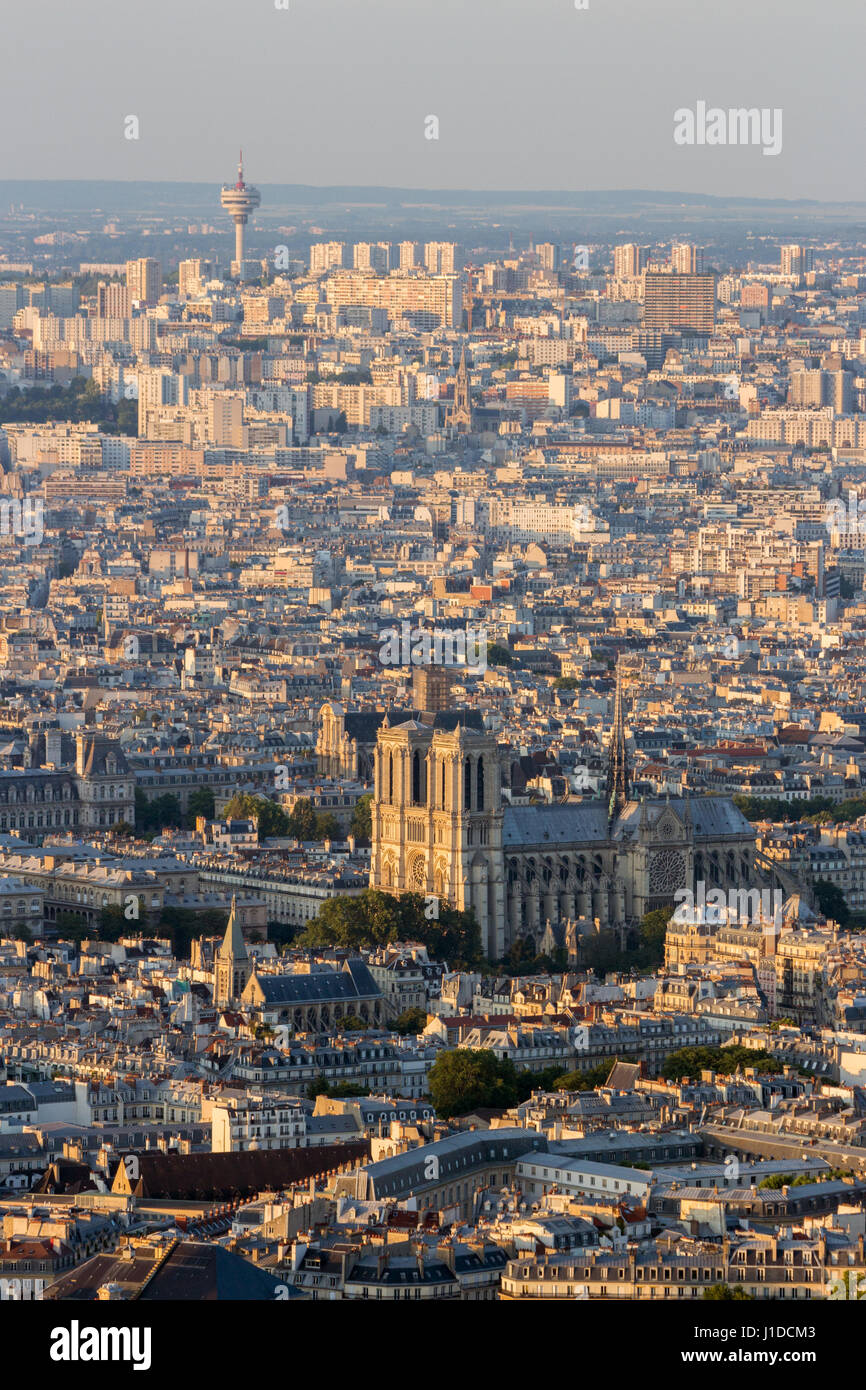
[365,683,759,959]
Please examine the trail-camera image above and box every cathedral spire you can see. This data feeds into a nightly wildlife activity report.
[605,663,630,822]
[219,894,247,964]
[449,347,472,432]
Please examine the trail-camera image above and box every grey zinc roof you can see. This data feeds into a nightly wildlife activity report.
[254,961,380,1005]
[503,802,610,847]
[361,1127,546,1196]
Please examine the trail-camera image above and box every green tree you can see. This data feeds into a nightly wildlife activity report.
[161,906,227,961]
[298,889,481,969]
[552,1063,613,1092]
[486,643,513,667]
[813,877,849,925]
[97,904,131,941]
[392,1006,428,1035]
[223,792,288,839]
[308,1077,371,1099]
[315,811,340,840]
[350,793,372,841]
[427,1049,521,1118]
[661,1045,782,1082]
[636,907,673,967]
[340,1013,369,1031]
[134,788,182,834]
[186,786,216,826]
[286,797,318,840]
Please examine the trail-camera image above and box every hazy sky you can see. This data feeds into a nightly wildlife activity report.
[2,0,863,201]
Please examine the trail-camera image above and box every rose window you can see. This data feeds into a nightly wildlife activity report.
[649,850,686,895]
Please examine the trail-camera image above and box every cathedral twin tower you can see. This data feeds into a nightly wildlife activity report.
[370,714,507,956]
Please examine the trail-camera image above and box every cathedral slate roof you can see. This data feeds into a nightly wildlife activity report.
[503,802,610,846]
[613,796,754,840]
[502,795,754,848]
[344,711,413,741]
[433,710,484,732]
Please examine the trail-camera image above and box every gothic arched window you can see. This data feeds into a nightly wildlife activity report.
[388,752,393,803]
[412,749,422,806]
[476,756,485,812]
[464,757,472,811]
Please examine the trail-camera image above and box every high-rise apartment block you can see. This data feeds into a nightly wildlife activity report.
[536,243,562,272]
[399,241,420,270]
[780,245,814,278]
[310,242,348,274]
[353,242,391,272]
[325,270,462,330]
[96,282,130,318]
[125,258,161,307]
[644,271,716,334]
[670,243,704,274]
[178,259,214,297]
[424,242,461,274]
[614,244,649,278]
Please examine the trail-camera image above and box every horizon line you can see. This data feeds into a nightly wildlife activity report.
[1,179,863,209]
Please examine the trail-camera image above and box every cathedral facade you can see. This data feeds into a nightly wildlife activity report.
[368,713,759,960]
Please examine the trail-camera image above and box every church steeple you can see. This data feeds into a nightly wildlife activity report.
[449,347,472,432]
[605,663,630,822]
[213,896,250,1007]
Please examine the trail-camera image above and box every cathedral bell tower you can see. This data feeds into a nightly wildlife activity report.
[370,716,506,958]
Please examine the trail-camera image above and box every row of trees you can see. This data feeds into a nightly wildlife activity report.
[660,1044,783,1082]
[298,888,483,970]
[54,904,229,957]
[426,1049,613,1118]
[222,792,342,842]
[130,789,373,845]
[133,786,215,835]
[490,909,674,980]
[425,1040,794,1121]
[758,1168,853,1189]
[734,792,866,826]
[0,377,137,434]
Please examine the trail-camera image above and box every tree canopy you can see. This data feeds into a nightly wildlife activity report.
[427,1050,613,1118]
[661,1044,782,1082]
[297,888,482,969]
